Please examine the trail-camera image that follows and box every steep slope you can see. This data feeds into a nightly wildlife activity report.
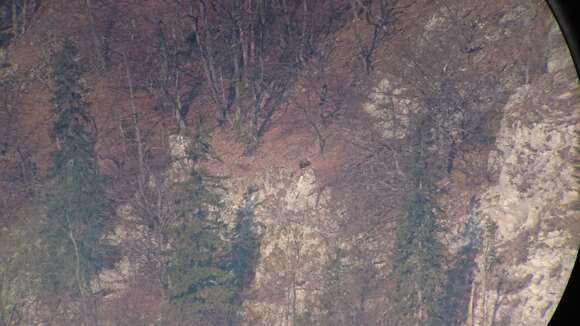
[0,0,577,325]
[353,1,579,325]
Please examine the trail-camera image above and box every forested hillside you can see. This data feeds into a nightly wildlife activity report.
[0,0,578,325]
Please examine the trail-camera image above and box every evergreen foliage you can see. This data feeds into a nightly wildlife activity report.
[187,113,215,163]
[230,186,259,291]
[439,200,501,326]
[164,172,235,323]
[440,245,478,326]
[40,39,117,297]
[390,114,446,326]
[162,117,257,324]
[440,196,482,325]
[163,202,237,323]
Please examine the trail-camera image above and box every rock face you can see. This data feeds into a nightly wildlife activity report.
[361,2,578,325]
[363,77,419,139]
[222,168,335,325]
[95,151,335,325]
[468,20,578,325]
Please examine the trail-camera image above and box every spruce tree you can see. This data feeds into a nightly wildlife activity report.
[163,115,240,324]
[41,39,117,315]
[164,169,235,323]
[390,114,446,326]
[230,185,259,291]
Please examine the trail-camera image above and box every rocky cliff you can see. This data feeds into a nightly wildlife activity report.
[0,0,577,325]
[350,1,579,325]
[469,18,578,326]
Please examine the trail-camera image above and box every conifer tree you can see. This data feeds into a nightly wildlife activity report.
[41,39,117,318]
[230,185,259,291]
[390,114,446,326]
[162,114,240,324]
[164,169,235,323]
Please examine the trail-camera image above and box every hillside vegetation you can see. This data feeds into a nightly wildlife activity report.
[0,0,578,325]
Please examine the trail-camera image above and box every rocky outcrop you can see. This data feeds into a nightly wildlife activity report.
[92,132,336,325]
[222,168,335,325]
[363,76,419,139]
[468,19,578,325]
[362,2,578,325]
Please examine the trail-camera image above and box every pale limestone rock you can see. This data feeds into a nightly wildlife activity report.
[470,32,578,324]
[499,5,534,27]
[363,77,419,139]
[91,257,131,299]
[168,134,189,159]
[92,203,148,299]
[547,46,574,74]
[423,8,451,35]
[546,23,575,74]
[480,88,576,242]
[167,134,193,183]
[222,168,335,325]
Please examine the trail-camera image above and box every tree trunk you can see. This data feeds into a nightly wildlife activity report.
[123,53,146,194]
[195,0,228,126]
[467,281,477,326]
[65,212,95,326]
[482,236,490,326]
[84,0,106,69]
